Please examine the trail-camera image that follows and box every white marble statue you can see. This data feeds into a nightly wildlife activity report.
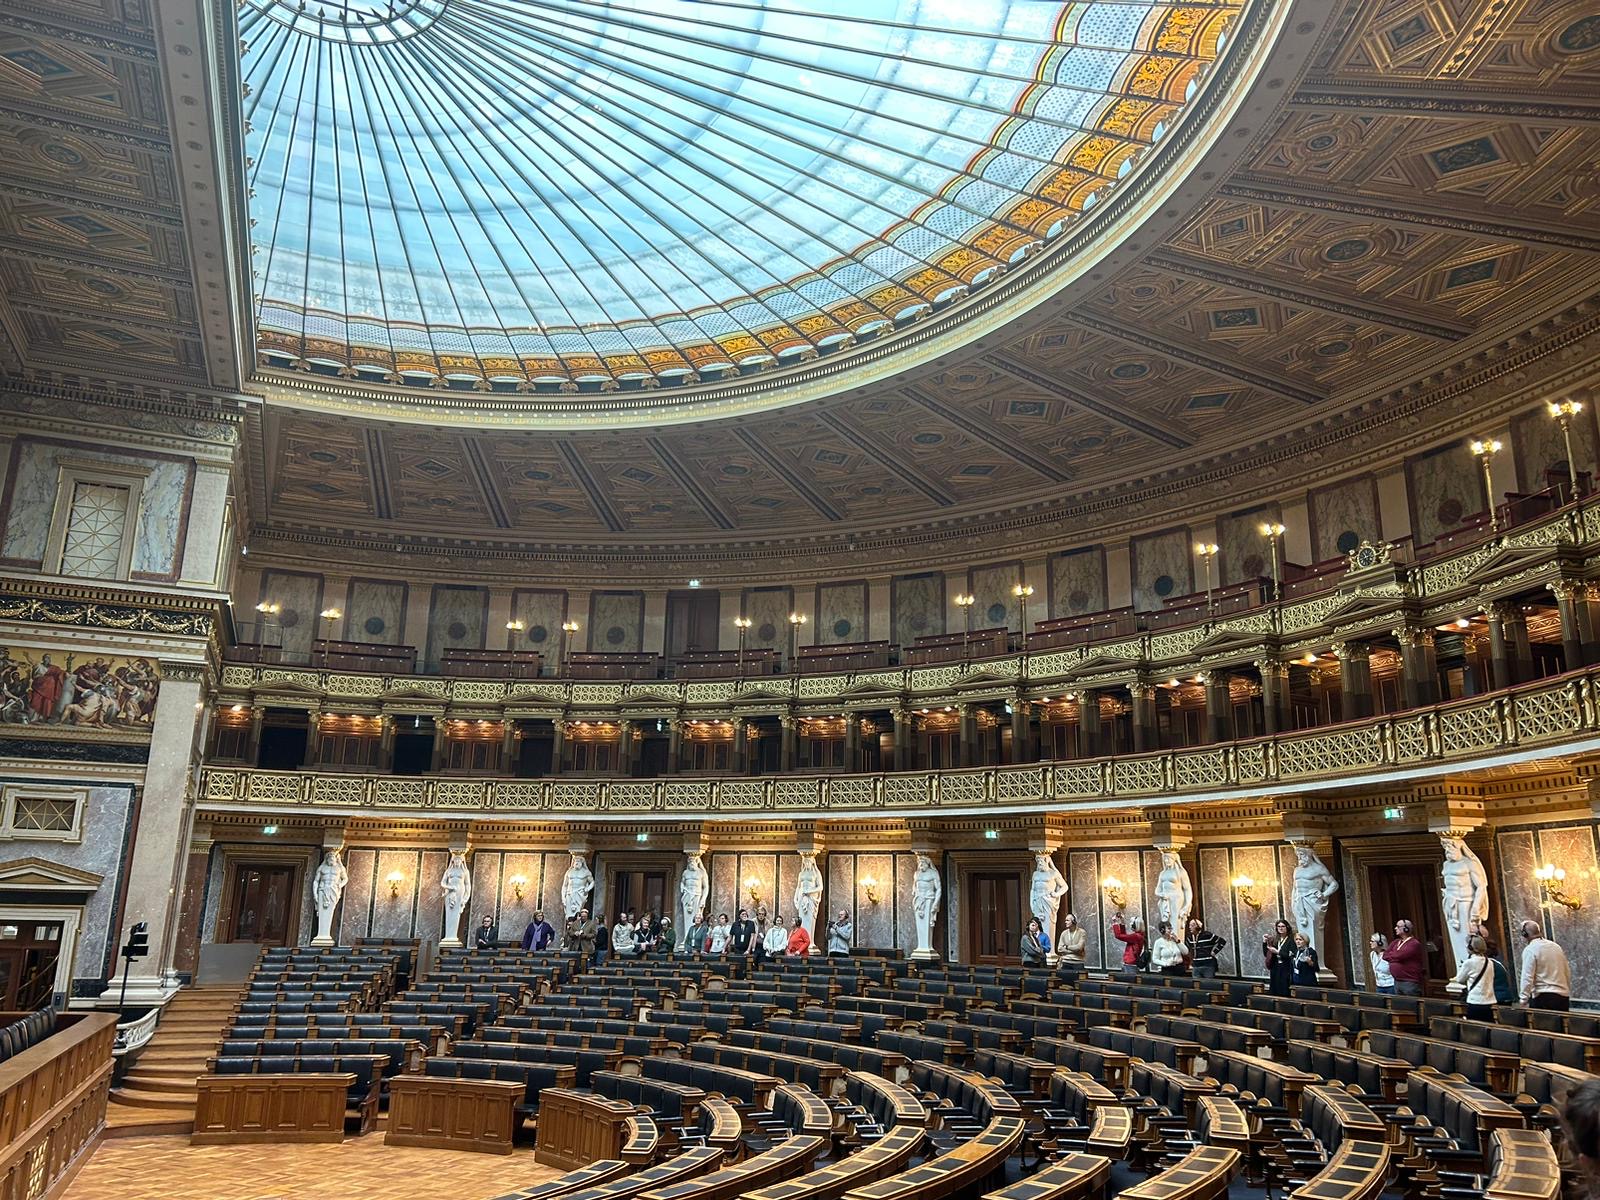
[1289,843,1340,957]
[1030,853,1070,957]
[561,851,594,921]
[440,851,472,946]
[1155,849,1194,932]
[679,852,709,950]
[911,853,942,961]
[1440,834,1489,968]
[310,848,348,946]
[794,852,824,954]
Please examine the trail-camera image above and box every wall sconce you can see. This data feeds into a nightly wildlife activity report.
[861,876,880,905]
[508,874,528,901]
[1232,874,1262,909]
[744,875,761,906]
[386,871,405,898]
[1536,863,1582,911]
[255,602,280,616]
[1101,876,1126,909]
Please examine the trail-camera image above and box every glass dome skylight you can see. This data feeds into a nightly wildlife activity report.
[243,0,1242,389]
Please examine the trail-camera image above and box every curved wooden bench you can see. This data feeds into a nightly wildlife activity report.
[1204,1049,1317,1118]
[840,1115,1026,1200]
[495,1159,630,1199]
[1482,1127,1561,1200]
[1287,1137,1390,1200]
[623,1114,660,1165]
[697,1096,743,1159]
[1120,1145,1241,1200]
[774,1083,834,1136]
[1197,1095,1250,1156]
[846,1070,927,1131]
[638,1134,828,1200]
[743,1124,925,1200]
[1042,1069,1131,1159]
[983,1151,1111,1200]
[557,1148,726,1200]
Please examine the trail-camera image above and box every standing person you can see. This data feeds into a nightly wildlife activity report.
[521,910,555,951]
[827,909,852,956]
[611,912,635,959]
[763,912,789,961]
[1185,916,1226,979]
[1381,918,1427,996]
[1150,922,1190,976]
[593,913,609,965]
[1110,913,1145,976]
[475,914,498,949]
[1451,934,1497,1021]
[684,910,709,956]
[786,915,811,957]
[1518,918,1572,1010]
[656,916,674,955]
[1022,918,1048,966]
[1369,933,1395,995]
[1056,914,1087,968]
[1264,919,1295,996]
[1291,932,1320,988]
[708,912,731,954]
[636,912,659,956]
[753,904,771,963]
[729,908,757,958]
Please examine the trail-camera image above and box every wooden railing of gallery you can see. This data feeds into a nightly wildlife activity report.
[198,667,1598,818]
[0,1012,118,1199]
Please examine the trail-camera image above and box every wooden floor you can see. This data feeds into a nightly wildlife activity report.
[64,1133,564,1200]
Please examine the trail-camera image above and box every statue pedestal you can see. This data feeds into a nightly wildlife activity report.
[909,947,940,962]
[1317,967,1338,984]
[310,934,335,947]
[439,937,463,949]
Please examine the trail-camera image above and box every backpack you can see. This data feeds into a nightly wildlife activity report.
[1135,947,1151,972]
[1490,957,1517,1005]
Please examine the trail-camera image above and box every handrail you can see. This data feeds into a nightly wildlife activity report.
[113,1006,161,1057]
[198,669,1598,818]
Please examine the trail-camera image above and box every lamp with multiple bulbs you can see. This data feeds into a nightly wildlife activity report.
[1535,862,1581,911]
[1470,437,1503,533]
[1100,876,1126,909]
[386,870,405,898]
[1194,543,1219,614]
[1232,874,1263,909]
[508,873,528,901]
[861,875,880,904]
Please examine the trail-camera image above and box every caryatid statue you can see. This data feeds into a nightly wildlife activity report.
[1289,843,1339,961]
[911,853,943,960]
[560,851,594,922]
[1030,853,1069,958]
[310,848,348,946]
[1439,834,1489,968]
[440,851,472,946]
[679,852,709,950]
[1155,849,1194,933]
[794,852,824,953]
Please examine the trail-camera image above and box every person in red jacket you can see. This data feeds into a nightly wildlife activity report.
[1381,917,1428,996]
[1111,913,1145,975]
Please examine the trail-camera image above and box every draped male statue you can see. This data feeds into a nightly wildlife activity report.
[310,848,348,946]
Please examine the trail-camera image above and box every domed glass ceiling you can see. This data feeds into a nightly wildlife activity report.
[243,0,1242,389]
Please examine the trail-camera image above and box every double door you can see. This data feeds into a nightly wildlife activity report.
[226,864,297,945]
[0,920,63,1008]
[965,872,1024,965]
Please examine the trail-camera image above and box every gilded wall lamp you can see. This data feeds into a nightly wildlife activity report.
[861,876,881,905]
[787,612,807,671]
[508,873,528,901]
[1194,543,1219,614]
[954,592,975,662]
[1258,524,1286,602]
[1549,400,1586,526]
[386,870,405,898]
[744,875,762,906]
[1535,862,1581,911]
[1232,874,1263,910]
[1101,876,1127,909]
[1470,438,1503,533]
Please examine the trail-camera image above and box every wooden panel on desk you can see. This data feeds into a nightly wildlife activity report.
[386,1074,524,1155]
[535,1087,640,1170]
[192,1073,352,1144]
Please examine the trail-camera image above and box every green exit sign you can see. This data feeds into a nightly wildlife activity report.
[1383,807,1404,820]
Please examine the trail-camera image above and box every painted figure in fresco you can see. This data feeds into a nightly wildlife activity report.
[27,654,65,720]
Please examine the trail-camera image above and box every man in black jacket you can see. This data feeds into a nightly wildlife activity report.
[729,908,757,958]
[1185,916,1227,978]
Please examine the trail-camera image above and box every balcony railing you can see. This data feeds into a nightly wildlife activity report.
[198,668,1597,818]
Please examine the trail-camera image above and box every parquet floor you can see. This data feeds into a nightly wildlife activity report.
[64,1133,563,1200]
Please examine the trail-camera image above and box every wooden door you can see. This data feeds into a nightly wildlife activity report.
[666,591,722,658]
[0,919,62,1008]
[226,864,297,945]
[965,872,1023,965]
[1368,862,1450,982]
[611,870,670,922]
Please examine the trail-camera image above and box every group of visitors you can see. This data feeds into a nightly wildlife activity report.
[1022,911,1232,978]
[679,905,852,958]
[1368,915,1571,1014]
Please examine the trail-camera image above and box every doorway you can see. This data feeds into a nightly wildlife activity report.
[224,863,299,945]
[611,868,671,923]
[964,871,1024,965]
[1368,861,1451,983]
[666,591,722,661]
[0,919,64,1009]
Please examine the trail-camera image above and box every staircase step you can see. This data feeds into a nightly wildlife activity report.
[137,1048,217,1065]
[110,1085,198,1110]
[122,1071,202,1094]
[125,1062,204,1080]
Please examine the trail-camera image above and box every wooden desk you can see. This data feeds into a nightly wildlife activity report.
[536,1087,640,1169]
[386,1074,523,1155]
[192,1073,351,1145]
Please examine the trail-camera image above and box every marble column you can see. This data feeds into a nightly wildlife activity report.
[500,720,518,774]
[666,718,683,774]
[429,719,447,771]
[1078,690,1101,759]
[554,719,571,773]
[246,705,266,764]
[1549,581,1600,669]
[1333,641,1373,720]
[1256,660,1290,735]
[617,721,634,776]
[378,714,395,770]
[1485,601,1533,690]
[734,719,749,774]
[1010,692,1032,764]
[779,716,796,772]
[845,714,861,773]
[303,711,322,767]
[893,709,916,771]
[1393,626,1440,708]
[957,705,975,768]
[103,662,208,1001]
[1130,683,1158,752]
[171,821,214,979]
[1203,671,1232,744]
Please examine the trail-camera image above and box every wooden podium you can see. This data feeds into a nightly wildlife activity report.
[385,1075,523,1155]
[534,1088,638,1170]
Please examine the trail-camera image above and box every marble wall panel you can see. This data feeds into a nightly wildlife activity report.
[1309,476,1380,563]
[816,581,868,645]
[259,569,324,661]
[370,849,423,940]
[510,590,568,663]
[425,585,488,671]
[0,437,192,579]
[417,849,449,943]
[1218,505,1280,586]
[857,853,897,949]
[590,591,645,654]
[1050,548,1107,618]
[777,852,802,931]
[892,573,944,648]
[1099,849,1145,966]
[471,852,504,932]
[969,562,1022,632]
[896,853,919,957]
[1533,825,1600,1000]
[499,850,545,940]
[709,852,738,925]
[1067,852,1105,968]
[1496,832,1541,948]
[1407,442,1484,546]
[345,579,406,646]
[1229,844,1283,979]
[1196,847,1240,975]
[537,853,571,935]
[201,851,225,946]
[1130,528,1193,613]
[1340,845,1368,987]
[295,856,318,945]
[742,588,795,654]
[827,855,854,939]
[342,847,376,941]
[742,853,779,926]
[1512,404,1598,495]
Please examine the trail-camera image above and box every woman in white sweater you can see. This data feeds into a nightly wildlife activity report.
[1451,934,1497,1021]
[708,914,730,954]
[763,913,789,960]
[1368,933,1395,994]
[1149,922,1191,975]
